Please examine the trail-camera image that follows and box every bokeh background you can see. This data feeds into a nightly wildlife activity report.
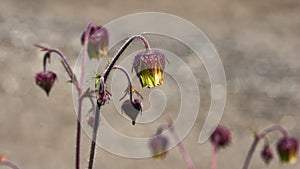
[0,0,300,168]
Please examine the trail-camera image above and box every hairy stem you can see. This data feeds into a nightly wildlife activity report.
[75,96,83,169]
[0,160,20,169]
[88,104,101,169]
[242,124,288,169]
[103,35,150,82]
[87,35,150,169]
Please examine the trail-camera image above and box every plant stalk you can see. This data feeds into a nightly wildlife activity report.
[87,34,150,169]
[0,160,20,169]
[242,124,288,169]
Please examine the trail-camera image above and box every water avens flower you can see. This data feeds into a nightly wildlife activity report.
[261,145,273,165]
[133,50,166,88]
[210,125,231,149]
[35,71,57,96]
[149,134,169,159]
[276,136,299,164]
[81,25,108,59]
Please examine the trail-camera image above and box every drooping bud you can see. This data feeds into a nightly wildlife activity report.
[276,136,299,164]
[81,24,109,59]
[261,145,273,165]
[210,125,231,149]
[149,134,169,159]
[121,99,142,125]
[133,50,166,88]
[35,71,57,96]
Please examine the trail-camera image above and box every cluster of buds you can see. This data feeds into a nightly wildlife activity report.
[260,136,299,165]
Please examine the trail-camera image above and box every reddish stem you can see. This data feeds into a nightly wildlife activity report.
[159,123,196,169]
[0,160,20,169]
[211,143,218,169]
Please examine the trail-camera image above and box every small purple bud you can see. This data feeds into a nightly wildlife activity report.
[149,134,169,159]
[121,99,142,125]
[35,71,57,96]
[277,136,299,164]
[210,125,231,149]
[261,145,273,165]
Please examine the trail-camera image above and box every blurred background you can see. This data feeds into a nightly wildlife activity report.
[0,0,299,168]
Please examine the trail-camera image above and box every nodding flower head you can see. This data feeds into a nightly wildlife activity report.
[133,50,166,88]
[121,99,142,125]
[261,145,273,165]
[210,125,231,149]
[149,134,169,159]
[35,71,57,96]
[81,24,109,59]
[276,136,299,164]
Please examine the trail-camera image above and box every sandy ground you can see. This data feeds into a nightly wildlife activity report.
[0,0,300,169]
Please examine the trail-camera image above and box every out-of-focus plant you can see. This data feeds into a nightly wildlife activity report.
[0,156,20,169]
[209,125,231,169]
[242,124,299,169]
[149,121,197,169]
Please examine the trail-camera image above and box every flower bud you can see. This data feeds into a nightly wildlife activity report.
[35,71,57,96]
[149,134,169,159]
[277,136,299,164]
[133,50,166,88]
[121,99,142,125]
[81,25,109,59]
[210,125,231,149]
[261,145,273,164]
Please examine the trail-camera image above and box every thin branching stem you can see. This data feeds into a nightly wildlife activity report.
[34,44,80,91]
[242,124,288,169]
[158,123,197,169]
[34,43,85,169]
[103,35,150,82]
[112,66,134,104]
